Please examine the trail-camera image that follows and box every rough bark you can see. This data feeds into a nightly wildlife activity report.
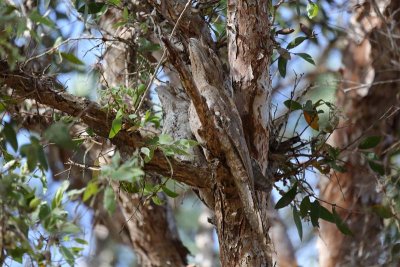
[116,189,189,267]
[318,1,400,266]
[227,0,272,171]
[1,0,278,265]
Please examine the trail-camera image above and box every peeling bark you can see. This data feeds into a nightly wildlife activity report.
[318,1,400,266]
[227,0,272,171]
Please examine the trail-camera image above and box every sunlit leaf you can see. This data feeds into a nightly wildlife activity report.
[162,185,179,198]
[158,134,174,145]
[152,195,164,205]
[83,181,99,202]
[307,2,319,19]
[109,109,123,138]
[52,180,70,209]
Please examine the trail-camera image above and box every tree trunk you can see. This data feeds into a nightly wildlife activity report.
[318,1,400,266]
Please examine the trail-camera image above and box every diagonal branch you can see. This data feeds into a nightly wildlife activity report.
[0,61,211,188]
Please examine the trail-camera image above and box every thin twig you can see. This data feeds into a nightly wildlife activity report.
[134,0,193,115]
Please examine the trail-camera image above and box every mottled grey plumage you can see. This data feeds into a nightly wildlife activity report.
[188,38,268,250]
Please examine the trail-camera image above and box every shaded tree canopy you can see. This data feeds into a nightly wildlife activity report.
[0,0,399,266]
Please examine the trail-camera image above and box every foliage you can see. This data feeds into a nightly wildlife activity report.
[0,0,399,265]
[0,122,85,266]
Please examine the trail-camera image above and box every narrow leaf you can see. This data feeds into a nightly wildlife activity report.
[368,160,385,175]
[3,122,18,151]
[162,185,179,198]
[60,52,84,65]
[109,109,123,138]
[295,53,315,65]
[103,187,116,214]
[300,196,311,218]
[332,207,353,235]
[359,136,382,149]
[284,100,302,111]
[286,36,308,50]
[293,206,303,240]
[275,182,298,209]
[307,2,319,19]
[278,56,288,78]
[371,205,394,218]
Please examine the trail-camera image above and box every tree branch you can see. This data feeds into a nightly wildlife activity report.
[0,61,211,189]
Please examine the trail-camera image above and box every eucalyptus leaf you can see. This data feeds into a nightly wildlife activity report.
[275,182,298,209]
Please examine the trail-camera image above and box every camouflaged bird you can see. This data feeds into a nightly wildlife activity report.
[188,38,269,252]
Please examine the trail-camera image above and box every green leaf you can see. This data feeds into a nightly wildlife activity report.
[293,206,303,241]
[122,7,129,20]
[295,53,315,65]
[158,134,174,145]
[368,160,385,175]
[152,195,164,205]
[318,205,335,223]
[277,56,288,78]
[103,187,116,214]
[3,122,18,151]
[300,196,311,218]
[371,205,394,218]
[162,185,179,198]
[286,36,308,50]
[29,10,55,28]
[37,145,48,170]
[45,122,75,149]
[75,238,88,245]
[78,2,107,14]
[306,1,319,19]
[60,246,75,266]
[29,197,41,210]
[359,136,382,149]
[310,200,320,227]
[20,144,38,172]
[275,182,298,209]
[141,147,153,163]
[39,204,51,221]
[332,207,353,235]
[284,100,302,111]
[52,181,70,209]
[61,222,81,234]
[107,0,121,5]
[109,109,123,138]
[60,52,84,65]
[83,181,99,202]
